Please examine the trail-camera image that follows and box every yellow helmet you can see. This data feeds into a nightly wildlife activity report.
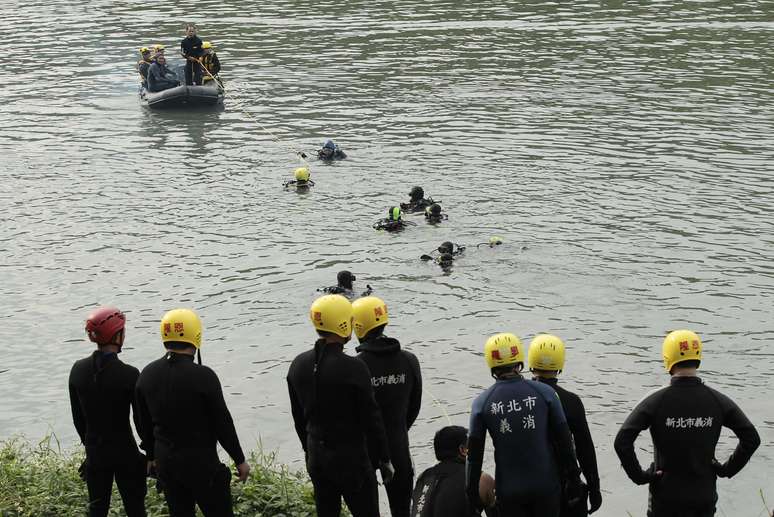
[309,295,353,338]
[160,309,202,348]
[528,334,566,371]
[202,41,213,49]
[489,236,503,246]
[662,329,702,373]
[352,296,389,339]
[294,167,310,181]
[153,44,165,51]
[140,46,150,54]
[484,333,524,369]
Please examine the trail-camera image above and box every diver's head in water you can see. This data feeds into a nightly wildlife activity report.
[337,270,355,290]
[409,186,424,202]
[425,203,443,221]
[388,206,402,222]
[489,236,503,247]
[438,253,454,267]
[319,140,336,159]
[294,166,310,184]
[438,241,454,255]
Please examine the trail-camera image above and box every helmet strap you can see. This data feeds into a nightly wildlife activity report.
[197,349,202,365]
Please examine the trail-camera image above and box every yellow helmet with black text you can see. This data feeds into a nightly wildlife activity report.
[309,295,353,338]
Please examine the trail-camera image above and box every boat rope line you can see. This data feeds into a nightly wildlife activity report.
[190,56,310,168]
[425,386,452,426]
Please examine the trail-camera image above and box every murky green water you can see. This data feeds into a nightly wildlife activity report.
[2,1,773,514]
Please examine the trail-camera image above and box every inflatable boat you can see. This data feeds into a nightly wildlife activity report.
[140,81,224,109]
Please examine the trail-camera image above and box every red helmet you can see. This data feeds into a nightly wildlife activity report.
[85,307,126,345]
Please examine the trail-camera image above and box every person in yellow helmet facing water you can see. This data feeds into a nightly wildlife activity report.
[137,47,153,88]
[528,334,602,516]
[284,166,315,189]
[353,296,422,517]
[466,333,583,517]
[614,330,760,517]
[287,295,394,517]
[135,309,250,517]
[200,41,221,84]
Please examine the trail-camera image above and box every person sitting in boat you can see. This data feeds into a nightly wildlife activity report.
[374,206,414,232]
[400,186,436,213]
[424,203,447,224]
[317,140,347,161]
[201,41,221,85]
[147,54,180,92]
[137,47,153,88]
[150,43,165,63]
[283,167,315,189]
[180,23,204,86]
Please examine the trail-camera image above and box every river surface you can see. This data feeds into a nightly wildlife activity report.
[2,1,773,515]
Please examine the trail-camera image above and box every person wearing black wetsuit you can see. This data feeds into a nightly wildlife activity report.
[614,330,760,517]
[467,333,583,517]
[318,139,347,161]
[412,426,496,517]
[374,206,413,232]
[529,334,601,516]
[135,308,250,517]
[69,306,146,517]
[287,294,394,517]
[180,23,204,85]
[401,186,435,213]
[352,296,422,517]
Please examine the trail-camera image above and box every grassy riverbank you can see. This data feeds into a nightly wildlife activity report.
[0,436,318,516]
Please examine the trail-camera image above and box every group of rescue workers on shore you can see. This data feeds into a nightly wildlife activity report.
[95,20,770,517]
[71,299,762,517]
[136,23,221,92]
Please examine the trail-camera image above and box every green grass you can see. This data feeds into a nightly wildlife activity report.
[0,435,318,517]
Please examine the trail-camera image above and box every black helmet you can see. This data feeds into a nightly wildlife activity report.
[429,203,442,216]
[337,270,355,289]
[409,186,424,201]
[433,426,468,460]
[438,241,454,254]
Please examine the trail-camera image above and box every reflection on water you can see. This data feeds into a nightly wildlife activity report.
[1,1,773,514]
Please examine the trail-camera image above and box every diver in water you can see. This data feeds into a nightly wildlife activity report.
[319,271,373,299]
[424,203,447,224]
[478,236,503,248]
[421,241,465,262]
[284,167,315,189]
[374,207,414,232]
[317,140,347,161]
[400,186,436,213]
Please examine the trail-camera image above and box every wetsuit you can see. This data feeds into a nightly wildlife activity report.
[413,459,478,517]
[614,376,760,517]
[374,219,408,232]
[535,378,600,516]
[356,335,422,517]
[180,35,204,85]
[287,340,391,517]
[138,59,152,88]
[400,198,433,213]
[69,351,147,517]
[147,62,178,92]
[318,147,347,160]
[467,376,580,517]
[135,352,245,517]
[201,52,221,82]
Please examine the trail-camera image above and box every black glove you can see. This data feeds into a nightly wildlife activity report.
[712,459,729,478]
[635,463,663,485]
[588,487,603,514]
[564,476,586,508]
[379,461,395,485]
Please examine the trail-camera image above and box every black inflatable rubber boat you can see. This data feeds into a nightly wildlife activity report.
[140,82,224,109]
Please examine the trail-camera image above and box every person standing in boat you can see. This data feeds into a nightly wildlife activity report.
[137,47,153,88]
[146,54,179,92]
[201,41,221,85]
[180,23,204,86]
